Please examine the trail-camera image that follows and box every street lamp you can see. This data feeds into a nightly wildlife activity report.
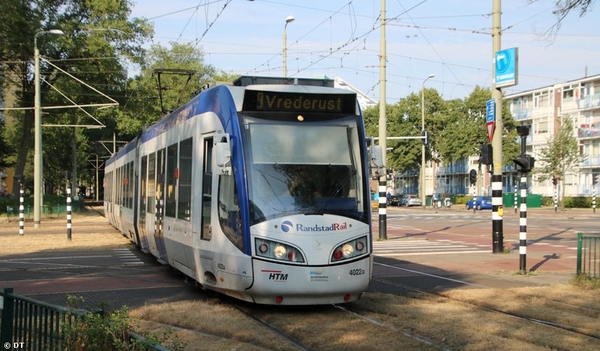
[34,29,64,228]
[283,15,295,77]
[420,73,435,209]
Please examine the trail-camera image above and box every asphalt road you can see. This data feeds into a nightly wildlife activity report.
[1,206,593,309]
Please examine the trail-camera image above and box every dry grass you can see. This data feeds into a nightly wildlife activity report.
[131,287,600,351]
[0,210,130,255]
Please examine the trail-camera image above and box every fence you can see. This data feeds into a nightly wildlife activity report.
[5,204,82,222]
[0,288,166,351]
[577,233,600,279]
[0,287,88,350]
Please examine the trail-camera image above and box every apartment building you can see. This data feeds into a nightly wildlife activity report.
[506,74,600,197]
[392,74,600,199]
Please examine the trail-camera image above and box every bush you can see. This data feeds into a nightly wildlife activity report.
[0,194,84,215]
[62,295,186,351]
[563,196,591,208]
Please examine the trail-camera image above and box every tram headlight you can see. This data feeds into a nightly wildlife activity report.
[341,243,354,257]
[254,238,306,264]
[331,236,369,263]
[273,245,287,259]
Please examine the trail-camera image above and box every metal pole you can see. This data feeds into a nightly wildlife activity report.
[554,186,558,212]
[593,188,596,213]
[67,186,72,241]
[378,0,387,240]
[33,29,63,229]
[519,174,527,274]
[283,16,294,77]
[491,0,504,253]
[33,35,42,228]
[514,183,518,213]
[420,74,434,210]
[19,185,24,235]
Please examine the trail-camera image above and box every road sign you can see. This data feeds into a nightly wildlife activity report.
[495,47,519,88]
[486,99,495,143]
[487,123,495,143]
[486,99,495,123]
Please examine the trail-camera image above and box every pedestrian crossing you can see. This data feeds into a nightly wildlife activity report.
[385,213,490,222]
[112,248,145,265]
[373,239,489,256]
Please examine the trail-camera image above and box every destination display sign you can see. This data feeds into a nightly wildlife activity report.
[243,90,356,114]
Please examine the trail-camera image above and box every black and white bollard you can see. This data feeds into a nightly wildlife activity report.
[19,186,24,235]
[519,175,528,274]
[514,183,518,213]
[66,187,72,241]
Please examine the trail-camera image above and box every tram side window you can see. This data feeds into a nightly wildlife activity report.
[166,143,178,218]
[178,137,192,220]
[147,152,156,214]
[123,163,128,208]
[117,166,122,206]
[106,171,112,203]
[124,162,131,208]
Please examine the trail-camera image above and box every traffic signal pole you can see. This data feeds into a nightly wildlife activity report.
[491,0,504,253]
[378,0,387,240]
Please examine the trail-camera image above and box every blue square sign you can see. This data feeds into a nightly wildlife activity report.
[495,47,518,88]
[486,99,495,123]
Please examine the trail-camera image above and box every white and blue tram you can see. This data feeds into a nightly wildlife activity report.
[104,76,373,305]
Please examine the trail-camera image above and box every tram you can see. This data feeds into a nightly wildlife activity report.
[104,76,373,305]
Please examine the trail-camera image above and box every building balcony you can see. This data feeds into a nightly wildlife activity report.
[513,109,529,121]
[581,154,600,167]
[578,125,600,140]
[579,92,600,111]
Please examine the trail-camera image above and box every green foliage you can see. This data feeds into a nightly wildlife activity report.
[571,273,600,289]
[363,86,520,174]
[535,115,581,182]
[62,295,187,351]
[563,196,592,208]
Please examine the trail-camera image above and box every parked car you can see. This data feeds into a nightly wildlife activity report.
[389,195,402,207]
[466,196,492,210]
[404,195,422,207]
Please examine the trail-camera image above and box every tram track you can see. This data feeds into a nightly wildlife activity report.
[370,263,600,344]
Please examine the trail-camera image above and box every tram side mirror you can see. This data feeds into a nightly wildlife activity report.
[369,145,384,179]
[215,133,232,175]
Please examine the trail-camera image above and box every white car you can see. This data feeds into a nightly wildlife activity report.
[405,195,422,207]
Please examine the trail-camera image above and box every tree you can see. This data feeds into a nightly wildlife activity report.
[117,42,219,140]
[534,115,582,205]
[0,0,153,195]
[528,0,595,34]
[363,86,520,196]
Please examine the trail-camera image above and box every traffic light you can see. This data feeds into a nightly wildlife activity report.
[469,169,477,185]
[514,154,535,173]
[480,144,493,165]
[593,174,598,185]
[552,176,557,185]
[421,130,430,146]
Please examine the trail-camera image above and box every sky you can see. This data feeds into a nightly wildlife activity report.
[130,0,600,103]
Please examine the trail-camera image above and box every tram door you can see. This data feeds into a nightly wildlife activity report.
[154,148,168,262]
[201,137,213,241]
[137,155,149,252]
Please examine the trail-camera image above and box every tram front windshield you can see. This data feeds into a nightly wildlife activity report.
[242,116,367,225]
